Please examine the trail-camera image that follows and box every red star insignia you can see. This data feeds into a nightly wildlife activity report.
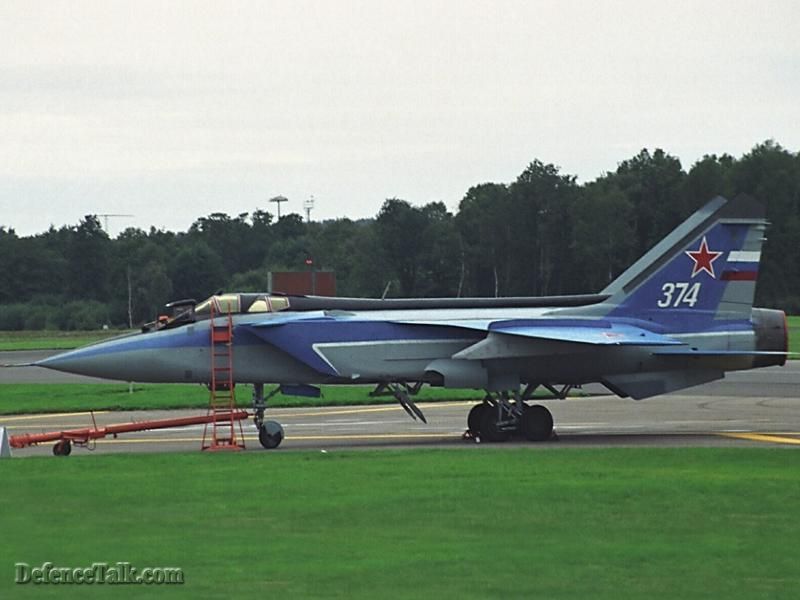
[685,236,723,278]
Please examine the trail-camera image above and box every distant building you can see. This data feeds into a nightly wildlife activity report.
[268,271,336,296]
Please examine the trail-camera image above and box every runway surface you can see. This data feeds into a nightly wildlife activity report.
[3,389,799,456]
[1,351,798,456]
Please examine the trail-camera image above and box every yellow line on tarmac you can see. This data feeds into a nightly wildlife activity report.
[719,432,800,446]
[0,411,110,422]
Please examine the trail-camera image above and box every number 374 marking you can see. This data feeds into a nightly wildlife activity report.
[657,282,701,308]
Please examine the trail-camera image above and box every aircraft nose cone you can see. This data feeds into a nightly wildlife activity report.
[36,347,108,377]
[36,349,70,370]
[33,330,203,383]
[34,335,145,381]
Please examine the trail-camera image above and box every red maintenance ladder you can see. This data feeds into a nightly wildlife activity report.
[202,299,246,451]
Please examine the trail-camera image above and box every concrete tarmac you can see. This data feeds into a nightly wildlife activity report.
[2,391,799,457]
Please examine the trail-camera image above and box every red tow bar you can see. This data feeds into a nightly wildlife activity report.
[9,410,250,455]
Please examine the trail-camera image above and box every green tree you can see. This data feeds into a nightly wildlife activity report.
[612,149,686,258]
[729,141,800,309]
[683,154,735,208]
[170,240,226,301]
[508,160,579,295]
[189,212,257,274]
[571,181,634,292]
[65,216,111,301]
[456,183,512,296]
[375,199,429,296]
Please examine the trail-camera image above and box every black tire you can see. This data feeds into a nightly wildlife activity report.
[258,421,284,449]
[479,407,511,443]
[53,440,72,456]
[520,404,553,442]
[467,403,488,434]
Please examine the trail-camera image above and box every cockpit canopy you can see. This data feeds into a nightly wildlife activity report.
[146,293,292,332]
[193,293,292,316]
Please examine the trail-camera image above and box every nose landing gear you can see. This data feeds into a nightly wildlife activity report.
[253,383,284,450]
[258,420,284,449]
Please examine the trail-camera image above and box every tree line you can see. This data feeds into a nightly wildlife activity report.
[1,140,798,330]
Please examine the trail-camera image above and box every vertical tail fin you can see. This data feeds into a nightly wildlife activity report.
[602,195,767,331]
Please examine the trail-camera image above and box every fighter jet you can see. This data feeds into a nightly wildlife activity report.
[38,195,789,449]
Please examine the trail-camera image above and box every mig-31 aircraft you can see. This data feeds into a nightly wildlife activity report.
[38,195,789,449]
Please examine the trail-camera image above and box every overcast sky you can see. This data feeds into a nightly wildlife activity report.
[1,0,798,237]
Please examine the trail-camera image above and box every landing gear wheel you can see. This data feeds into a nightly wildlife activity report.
[53,440,72,456]
[467,403,488,435]
[479,408,511,443]
[258,420,284,449]
[520,404,553,442]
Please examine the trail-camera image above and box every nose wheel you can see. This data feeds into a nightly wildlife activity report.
[258,421,284,449]
[253,383,285,450]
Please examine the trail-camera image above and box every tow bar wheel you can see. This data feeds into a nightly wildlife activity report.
[52,440,72,456]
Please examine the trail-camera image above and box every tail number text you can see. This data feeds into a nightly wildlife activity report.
[657,282,701,308]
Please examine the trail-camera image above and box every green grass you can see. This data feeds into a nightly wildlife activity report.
[0,383,484,415]
[1,448,798,599]
[0,330,131,351]
[788,316,799,356]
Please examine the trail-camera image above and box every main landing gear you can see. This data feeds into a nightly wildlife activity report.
[466,386,564,443]
[253,383,284,450]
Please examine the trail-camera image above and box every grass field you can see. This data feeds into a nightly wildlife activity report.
[788,316,799,355]
[0,330,130,351]
[1,448,798,599]
[0,383,485,415]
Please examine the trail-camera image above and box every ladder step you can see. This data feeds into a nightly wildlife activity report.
[204,307,243,450]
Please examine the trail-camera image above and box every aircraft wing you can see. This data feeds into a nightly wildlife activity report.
[391,318,682,347]
[243,314,683,376]
[242,314,482,377]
